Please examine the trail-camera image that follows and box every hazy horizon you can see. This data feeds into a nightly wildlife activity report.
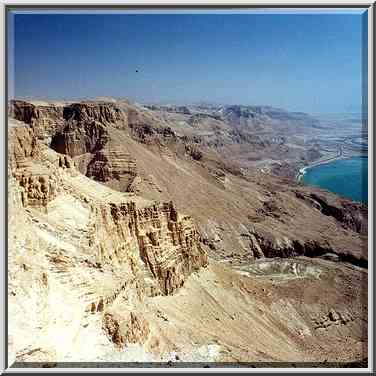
[8,10,367,114]
[7,95,365,118]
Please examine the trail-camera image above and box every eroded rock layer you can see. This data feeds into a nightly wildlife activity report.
[9,117,209,362]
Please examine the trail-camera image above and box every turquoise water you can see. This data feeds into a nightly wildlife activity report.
[302,157,368,204]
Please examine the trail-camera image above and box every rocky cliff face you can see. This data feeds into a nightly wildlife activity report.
[8,118,209,362]
[8,100,368,365]
[9,121,39,170]
[10,125,207,296]
[294,190,368,235]
[9,120,63,209]
[10,100,174,192]
[95,200,207,296]
[63,102,126,126]
[9,100,65,144]
[9,100,368,268]
[51,119,109,157]
[85,148,138,191]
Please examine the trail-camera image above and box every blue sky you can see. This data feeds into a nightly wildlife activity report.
[8,10,367,113]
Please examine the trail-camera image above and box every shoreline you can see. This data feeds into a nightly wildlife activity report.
[295,154,367,182]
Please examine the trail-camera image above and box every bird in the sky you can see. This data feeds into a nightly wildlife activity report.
[135,69,139,73]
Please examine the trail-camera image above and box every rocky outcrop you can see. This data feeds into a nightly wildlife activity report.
[9,121,62,209]
[45,101,178,191]
[247,230,332,259]
[295,190,368,235]
[138,205,208,295]
[9,100,65,143]
[9,100,38,125]
[95,200,208,296]
[30,102,141,187]
[243,223,367,268]
[128,122,176,145]
[8,122,39,170]
[14,169,60,209]
[86,148,137,191]
[48,103,132,186]
[103,310,150,348]
[313,308,355,330]
[51,119,109,157]
[63,102,125,126]
[184,144,203,161]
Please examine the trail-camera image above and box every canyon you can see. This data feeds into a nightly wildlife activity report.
[8,99,368,367]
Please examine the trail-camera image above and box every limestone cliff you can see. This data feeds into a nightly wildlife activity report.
[9,121,39,169]
[10,122,207,296]
[10,100,177,193]
[9,100,65,144]
[8,119,209,363]
[90,199,207,297]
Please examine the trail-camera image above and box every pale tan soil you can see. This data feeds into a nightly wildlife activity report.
[143,260,367,363]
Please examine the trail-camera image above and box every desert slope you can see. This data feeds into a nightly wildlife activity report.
[8,99,367,366]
